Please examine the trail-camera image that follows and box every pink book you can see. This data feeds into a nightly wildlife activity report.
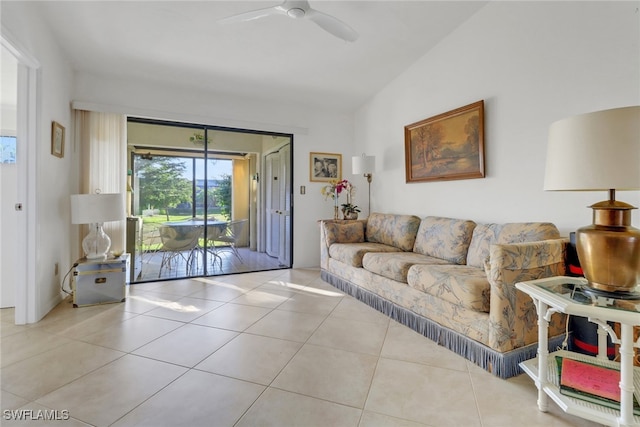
[560,358,620,402]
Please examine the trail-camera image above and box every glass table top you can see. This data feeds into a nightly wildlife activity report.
[536,280,640,315]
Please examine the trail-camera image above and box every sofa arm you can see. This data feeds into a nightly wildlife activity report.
[485,238,568,352]
[319,220,333,270]
[319,219,367,270]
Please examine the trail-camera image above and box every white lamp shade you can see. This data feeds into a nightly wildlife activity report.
[71,193,125,224]
[544,106,640,191]
[352,155,375,175]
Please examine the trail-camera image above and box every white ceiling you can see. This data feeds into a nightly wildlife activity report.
[35,1,488,111]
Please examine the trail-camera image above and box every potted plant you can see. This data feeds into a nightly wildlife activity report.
[321,179,352,220]
[341,203,361,220]
[189,133,211,145]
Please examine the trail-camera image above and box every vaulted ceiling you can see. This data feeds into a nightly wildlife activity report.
[35,1,487,111]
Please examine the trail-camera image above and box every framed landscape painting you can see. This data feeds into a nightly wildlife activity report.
[310,152,342,182]
[404,100,485,183]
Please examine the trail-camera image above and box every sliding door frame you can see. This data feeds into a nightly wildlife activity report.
[127,117,294,280]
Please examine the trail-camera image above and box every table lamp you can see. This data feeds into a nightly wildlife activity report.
[352,153,375,215]
[71,193,125,260]
[544,106,640,296]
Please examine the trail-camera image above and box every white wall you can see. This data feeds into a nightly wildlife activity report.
[2,2,75,321]
[354,1,640,236]
[73,72,354,268]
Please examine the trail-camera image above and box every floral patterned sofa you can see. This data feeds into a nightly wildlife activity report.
[320,212,568,378]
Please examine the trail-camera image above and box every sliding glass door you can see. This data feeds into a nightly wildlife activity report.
[126,118,292,282]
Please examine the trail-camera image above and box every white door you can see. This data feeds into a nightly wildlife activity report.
[277,144,291,266]
[2,33,39,324]
[265,151,280,257]
[0,45,20,308]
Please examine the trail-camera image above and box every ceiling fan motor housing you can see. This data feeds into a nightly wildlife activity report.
[287,8,305,19]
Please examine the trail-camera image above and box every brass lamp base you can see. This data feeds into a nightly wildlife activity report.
[576,191,640,293]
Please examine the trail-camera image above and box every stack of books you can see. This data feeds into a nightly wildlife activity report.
[555,356,640,415]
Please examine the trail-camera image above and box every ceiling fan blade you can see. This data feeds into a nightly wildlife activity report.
[218,5,284,24]
[307,9,358,42]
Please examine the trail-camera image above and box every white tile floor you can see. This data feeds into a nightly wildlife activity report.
[1,269,602,426]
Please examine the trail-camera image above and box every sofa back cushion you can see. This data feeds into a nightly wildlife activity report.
[466,223,501,268]
[413,216,476,264]
[466,222,561,268]
[366,213,421,251]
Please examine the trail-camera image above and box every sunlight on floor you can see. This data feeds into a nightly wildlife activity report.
[128,295,201,313]
[267,280,343,297]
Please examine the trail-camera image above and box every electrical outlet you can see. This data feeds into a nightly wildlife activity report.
[54,263,59,276]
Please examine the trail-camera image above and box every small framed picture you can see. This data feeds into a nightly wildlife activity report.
[310,152,342,182]
[51,121,65,158]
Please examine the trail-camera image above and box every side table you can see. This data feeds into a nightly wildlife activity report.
[516,276,640,427]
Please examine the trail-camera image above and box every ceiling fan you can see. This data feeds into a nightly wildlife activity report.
[219,0,359,42]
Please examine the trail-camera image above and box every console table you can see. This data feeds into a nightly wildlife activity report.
[516,276,640,427]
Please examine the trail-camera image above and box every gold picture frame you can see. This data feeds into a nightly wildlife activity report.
[404,100,485,183]
[51,121,65,158]
[310,152,342,182]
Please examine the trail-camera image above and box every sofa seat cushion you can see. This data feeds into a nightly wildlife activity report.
[329,243,401,267]
[362,252,449,283]
[413,216,476,264]
[366,213,421,251]
[407,264,491,313]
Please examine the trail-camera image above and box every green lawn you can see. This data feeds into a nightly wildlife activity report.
[139,213,227,252]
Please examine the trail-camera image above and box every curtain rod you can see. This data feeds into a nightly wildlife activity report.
[72,100,308,136]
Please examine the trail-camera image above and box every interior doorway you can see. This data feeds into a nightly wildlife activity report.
[265,143,291,266]
[1,44,19,309]
[126,118,293,282]
[1,32,39,324]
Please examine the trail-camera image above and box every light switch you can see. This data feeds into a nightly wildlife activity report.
[300,186,306,195]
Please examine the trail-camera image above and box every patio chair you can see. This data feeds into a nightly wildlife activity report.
[203,222,228,271]
[157,225,203,277]
[214,219,248,262]
[141,223,161,263]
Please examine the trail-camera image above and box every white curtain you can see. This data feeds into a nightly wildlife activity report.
[74,110,127,253]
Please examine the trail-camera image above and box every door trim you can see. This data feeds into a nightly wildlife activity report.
[1,29,40,324]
